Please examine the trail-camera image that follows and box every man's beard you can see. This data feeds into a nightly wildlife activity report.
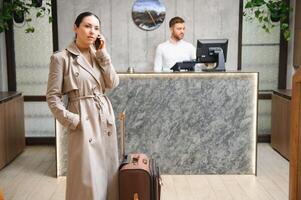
[174,33,184,41]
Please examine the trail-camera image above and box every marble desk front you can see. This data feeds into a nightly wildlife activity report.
[56,72,258,176]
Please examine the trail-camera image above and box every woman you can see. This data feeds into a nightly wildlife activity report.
[46,12,119,200]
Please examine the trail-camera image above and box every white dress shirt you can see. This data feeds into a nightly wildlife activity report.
[154,39,196,72]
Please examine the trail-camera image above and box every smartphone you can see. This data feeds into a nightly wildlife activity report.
[94,36,103,49]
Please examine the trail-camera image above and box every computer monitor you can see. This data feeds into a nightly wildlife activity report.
[196,39,228,71]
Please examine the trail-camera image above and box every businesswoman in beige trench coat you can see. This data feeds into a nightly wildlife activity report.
[46,12,119,200]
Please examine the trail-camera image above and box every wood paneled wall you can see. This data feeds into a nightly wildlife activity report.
[57,0,240,72]
[290,68,301,200]
[0,102,6,169]
[294,0,301,67]
[271,93,291,160]
[0,95,25,170]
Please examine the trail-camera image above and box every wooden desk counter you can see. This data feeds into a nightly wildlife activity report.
[0,92,25,170]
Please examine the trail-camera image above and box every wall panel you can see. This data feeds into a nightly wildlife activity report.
[57,0,240,71]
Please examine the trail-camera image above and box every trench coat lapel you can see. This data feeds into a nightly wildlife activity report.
[66,42,101,85]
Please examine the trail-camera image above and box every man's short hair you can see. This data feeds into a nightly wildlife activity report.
[169,16,185,28]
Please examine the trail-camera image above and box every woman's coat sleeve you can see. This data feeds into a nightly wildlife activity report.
[95,49,119,90]
[46,54,80,130]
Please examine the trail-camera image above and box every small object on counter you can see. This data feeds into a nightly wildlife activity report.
[127,66,135,73]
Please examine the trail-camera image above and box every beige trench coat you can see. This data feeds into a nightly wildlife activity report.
[46,42,119,200]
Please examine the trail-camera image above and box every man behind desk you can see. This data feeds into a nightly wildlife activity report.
[154,16,196,72]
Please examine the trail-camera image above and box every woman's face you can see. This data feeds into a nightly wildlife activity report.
[74,15,100,47]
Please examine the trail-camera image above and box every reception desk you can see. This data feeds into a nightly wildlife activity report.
[56,72,258,176]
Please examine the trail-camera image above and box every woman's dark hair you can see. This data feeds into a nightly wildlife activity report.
[74,12,101,27]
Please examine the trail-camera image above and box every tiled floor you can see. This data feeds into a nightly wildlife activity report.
[0,143,288,200]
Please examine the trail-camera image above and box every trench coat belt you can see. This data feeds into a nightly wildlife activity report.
[69,93,113,136]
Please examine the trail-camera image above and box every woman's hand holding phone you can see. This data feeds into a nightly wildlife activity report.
[94,34,105,50]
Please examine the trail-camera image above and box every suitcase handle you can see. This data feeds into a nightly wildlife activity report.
[131,155,148,166]
[119,110,126,158]
[132,155,139,164]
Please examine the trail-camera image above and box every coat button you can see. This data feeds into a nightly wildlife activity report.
[86,116,89,120]
[89,138,92,143]
[75,72,79,77]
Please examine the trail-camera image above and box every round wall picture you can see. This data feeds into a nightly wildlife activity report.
[132,0,166,31]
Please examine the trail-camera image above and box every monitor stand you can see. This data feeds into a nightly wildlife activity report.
[202,47,226,72]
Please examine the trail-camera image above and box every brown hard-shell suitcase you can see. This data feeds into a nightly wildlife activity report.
[118,111,162,200]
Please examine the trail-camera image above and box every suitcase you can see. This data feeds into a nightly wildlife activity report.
[118,111,162,200]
